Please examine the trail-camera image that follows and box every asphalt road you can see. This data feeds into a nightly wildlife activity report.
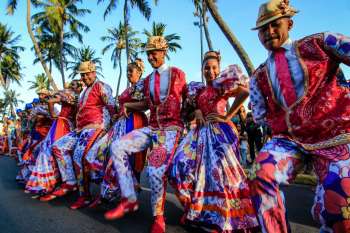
[0,155,319,233]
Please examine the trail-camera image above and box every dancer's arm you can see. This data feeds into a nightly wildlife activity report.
[47,96,61,118]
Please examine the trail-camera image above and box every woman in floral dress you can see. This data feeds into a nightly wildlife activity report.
[169,51,259,232]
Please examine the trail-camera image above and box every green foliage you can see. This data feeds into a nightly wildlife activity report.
[101,23,141,68]
[27,73,51,91]
[98,0,152,21]
[67,46,103,79]
[3,89,23,117]
[31,27,77,71]
[0,23,24,89]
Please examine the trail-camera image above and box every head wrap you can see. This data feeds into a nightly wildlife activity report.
[32,98,40,104]
[25,103,33,110]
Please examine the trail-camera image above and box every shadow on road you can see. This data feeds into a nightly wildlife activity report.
[0,155,319,233]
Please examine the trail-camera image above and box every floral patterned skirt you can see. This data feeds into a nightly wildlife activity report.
[25,118,72,194]
[169,122,259,231]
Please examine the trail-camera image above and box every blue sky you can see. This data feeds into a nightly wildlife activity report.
[1,0,350,109]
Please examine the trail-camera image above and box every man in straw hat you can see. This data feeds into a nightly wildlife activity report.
[48,61,115,209]
[249,0,350,232]
[105,36,187,233]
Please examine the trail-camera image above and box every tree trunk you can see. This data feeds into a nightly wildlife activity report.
[116,53,122,98]
[0,74,4,88]
[0,55,4,88]
[10,104,15,117]
[204,0,254,76]
[26,0,58,91]
[59,27,66,86]
[201,1,213,51]
[49,60,52,74]
[124,0,130,88]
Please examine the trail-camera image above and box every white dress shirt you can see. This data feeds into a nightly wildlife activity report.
[267,38,305,107]
[149,63,170,102]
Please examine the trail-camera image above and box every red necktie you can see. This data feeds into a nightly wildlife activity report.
[154,70,161,105]
[274,48,297,107]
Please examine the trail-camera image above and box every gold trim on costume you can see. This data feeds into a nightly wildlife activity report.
[276,133,350,150]
[149,126,183,132]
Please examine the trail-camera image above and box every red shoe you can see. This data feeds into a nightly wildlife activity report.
[52,183,77,197]
[150,216,165,233]
[70,196,91,210]
[40,194,57,202]
[104,198,139,220]
[88,196,102,208]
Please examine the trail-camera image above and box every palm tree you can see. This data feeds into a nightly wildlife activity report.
[98,0,153,66]
[27,73,51,91]
[0,55,22,89]
[67,46,103,79]
[3,89,23,117]
[32,27,77,74]
[0,23,24,88]
[193,0,213,51]
[204,0,254,76]
[31,0,91,86]
[143,22,182,59]
[6,0,59,91]
[101,22,141,96]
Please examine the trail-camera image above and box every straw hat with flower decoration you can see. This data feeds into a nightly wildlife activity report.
[252,0,298,30]
[144,36,168,52]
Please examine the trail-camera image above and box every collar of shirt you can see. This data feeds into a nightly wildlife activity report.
[268,38,293,57]
[153,63,169,75]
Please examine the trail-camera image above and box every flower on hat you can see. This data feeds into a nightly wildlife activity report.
[78,61,96,74]
[144,36,168,51]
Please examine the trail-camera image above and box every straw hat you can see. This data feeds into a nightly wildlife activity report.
[252,0,298,30]
[144,36,168,52]
[78,61,96,74]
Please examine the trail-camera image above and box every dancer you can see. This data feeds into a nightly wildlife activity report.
[18,89,53,183]
[170,51,258,232]
[87,58,148,205]
[249,0,350,232]
[49,61,115,209]
[16,104,33,167]
[26,81,82,197]
[105,36,187,233]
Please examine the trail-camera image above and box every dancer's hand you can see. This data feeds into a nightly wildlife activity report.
[121,104,130,118]
[206,113,229,123]
[194,109,206,126]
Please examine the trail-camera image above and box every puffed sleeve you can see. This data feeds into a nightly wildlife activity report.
[131,78,145,101]
[59,90,77,105]
[323,32,350,66]
[100,82,116,116]
[213,64,248,97]
[186,81,206,108]
[30,105,51,120]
